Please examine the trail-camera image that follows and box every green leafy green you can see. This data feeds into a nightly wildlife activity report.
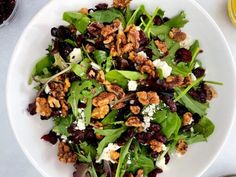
[67,81,81,117]
[63,12,90,33]
[84,98,92,126]
[194,117,215,138]
[53,115,73,136]
[105,70,128,88]
[71,58,90,79]
[127,5,145,25]
[102,110,118,125]
[164,11,188,28]
[105,56,113,72]
[93,50,107,66]
[149,40,161,59]
[152,109,168,124]
[116,70,147,80]
[79,142,97,160]
[186,133,206,144]
[97,126,127,155]
[144,8,160,35]
[65,39,77,47]
[125,6,133,24]
[53,53,68,70]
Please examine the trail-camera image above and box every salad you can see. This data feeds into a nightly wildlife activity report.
[27,0,220,177]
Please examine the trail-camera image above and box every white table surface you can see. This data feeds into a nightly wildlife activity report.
[0,0,235,177]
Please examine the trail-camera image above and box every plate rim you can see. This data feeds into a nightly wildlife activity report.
[6,0,236,177]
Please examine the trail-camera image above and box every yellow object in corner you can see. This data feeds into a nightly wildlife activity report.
[228,0,236,26]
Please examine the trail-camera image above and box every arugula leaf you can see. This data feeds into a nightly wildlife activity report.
[63,12,90,33]
[116,70,147,80]
[53,53,68,70]
[90,8,125,25]
[67,81,81,117]
[194,117,215,138]
[189,40,200,67]
[164,11,188,28]
[175,88,209,116]
[97,126,127,155]
[53,115,73,136]
[84,98,92,126]
[71,58,90,79]
[93,50,107,66]
[125,6,133,24]
[149,40,161,60]
[105,70,128,88]
[105,56,113,73]
[79,142,97,160]
[115,139,133,177]
[102,110,118,125]
[144,7,160,35]
[127,5,145,25]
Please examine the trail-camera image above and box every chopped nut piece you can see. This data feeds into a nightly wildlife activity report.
[110,150,120,162]
[63,78,71,93]
[36,97,52,117]
[87,68,97,79]
[85,44,95,53]
[101,20,120,37]
[113,102,126,110]
[149,140,163,153]
[176,139,188,155]
[136,91,160,105]
[125,116,143,127]
[126,25,140,49]
[113,0,132,9]
[58,142,77,163]
[136,169,144,177]
[155,40,168,54]
[87,22,104,36]
[181,75,192,87]
[48,96,61,108]
[96,70,106,83]
[130,106,141,115]
[204,85,217,101]
[92,105,110,119]
[60,100,69,117]
[169,28,187,42]
[106,84,125,99]
[79,8,88,15]
[166,75,184,88]
[183,112,193,126]
[104,35,114,44]
[92,92,116,107]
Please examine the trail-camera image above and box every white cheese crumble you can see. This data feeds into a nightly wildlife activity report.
[190,73,197,81]
[162,144,167,151]
[69,48,83,63]
[137,51,147,58]
[96,143,120,163]
[153,59,172,78]
[45,84,51,94]
[128,80,138,91]
[179,35,192,49]
[91,62,101,70]
[74,108,86,130]
[190,127,194,132]
[143,116,152,131]
[142,104,159,131]
[61,135,68,142]
[156,156,167,171]
[130,100,135,104]
[188,117,194,125]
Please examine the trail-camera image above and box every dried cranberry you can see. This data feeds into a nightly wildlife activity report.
[143,48,153,59]
[76,35,86,47]
[136,132,146,144]
[146,132,154,142]
[27,102,36,115]
[56,26,72,39]
[51,27,58,37]
[40,116,51,120]
[151,151,159,158]
[155,133,167,144]
[71,130,85,143]
[160,94,177,112]
[148,167,163,177]
[188,84,207,103]
[192,67,205,78]
[41,131,58,145]
[149,123,161,132]
[85,129,95,140]
[175,48,192,63]
[139,30,149,47]
[164,153,170,164]
[163,17,170,22]
[95,3,108,10]
[115,57,130,70]
[192,113,201,124]
[153,16,163,26]
[176,104,188,116]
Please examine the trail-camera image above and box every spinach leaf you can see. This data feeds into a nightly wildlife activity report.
[125,6,133,24]
[116,70,147,80]
[115,139,133,177]
[175,88,209,116]
[152,109,168,124]
[93,50,107,66]
[194,117,215,138]
[105,70,128,88]
[105,56,113,72]
[53,115,73,136]
[63,12,90,33]
[186,134,206,144]
[102,110,118,125]
[164,11,188,28]
[127,5,145,25]
[84,98,92,126]
[90,8,125,25]
[97,126,127,155]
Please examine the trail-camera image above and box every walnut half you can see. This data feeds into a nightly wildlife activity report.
[58,142,77,163]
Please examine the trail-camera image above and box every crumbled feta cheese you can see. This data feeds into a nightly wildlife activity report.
[190,127,194,132]
[142,104,157,117]
[190,73,197,81]
[156,156,167,171]
[130,100,135,104]
[74,108,86,130]
[162,144,167,151]
[128,80,138,91]
[69,48,83,63]
[188,118,194,125]
[137,51,147,58]
[45,84,51,94]
[143,116,152,131]
[68,140,73,144]
[96,143,120,163]
[136,26,141,31]
[179,35,192,49]
[61,135,67,142]
[153,59,172,78]
[91,62,101,70]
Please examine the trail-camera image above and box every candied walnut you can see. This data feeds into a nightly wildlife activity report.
[204,85,217,101]
[104,35,114,44]
[79,8,88,15]
[92,121,104,140]
[36,97,52,117]
[110,150,120,162]
[113,102,126,110]
[155,40,168,54]
[85,44,95,53]
[48,96,61,108]
[181,75,192,87]
[182,112,193,126]
[92,92,116,107]
[130,106,141,115]
[165,75,184,88]
[49,82,65,100]
[87,68,97,79]
[169,28,187,42]
[92,105,110,119]
[64,78,71,93]
[113,0,131,8]
[136,169,144,177]
[110,44,119,57]
[96,70,106,83]
[87,22,104,36]
[106,84,125,99]
[125,25,140,49]
[125,116,143,127]
[60,100,69,117]
[58,142,77,163]
[101,20,121,37]
[149,140,163,153]
[176,139,188,155]
[122,43,134,54]
[136,91,160,105]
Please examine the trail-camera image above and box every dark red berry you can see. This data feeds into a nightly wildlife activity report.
[165,153,170,164]
[151,151,159,158]
[95,3,108,10]
[51,27,58,37]
[192,67,205,78]
[41,131,58,145]
[27,102,36,115]
[155,133,167,144]
[175,48,192,63]
[148,167,163,177]
[153,16,163,26]
[149,124,161,132]
[192,113,201,124]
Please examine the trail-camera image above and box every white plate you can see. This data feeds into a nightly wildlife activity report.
[6,0,236,177]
